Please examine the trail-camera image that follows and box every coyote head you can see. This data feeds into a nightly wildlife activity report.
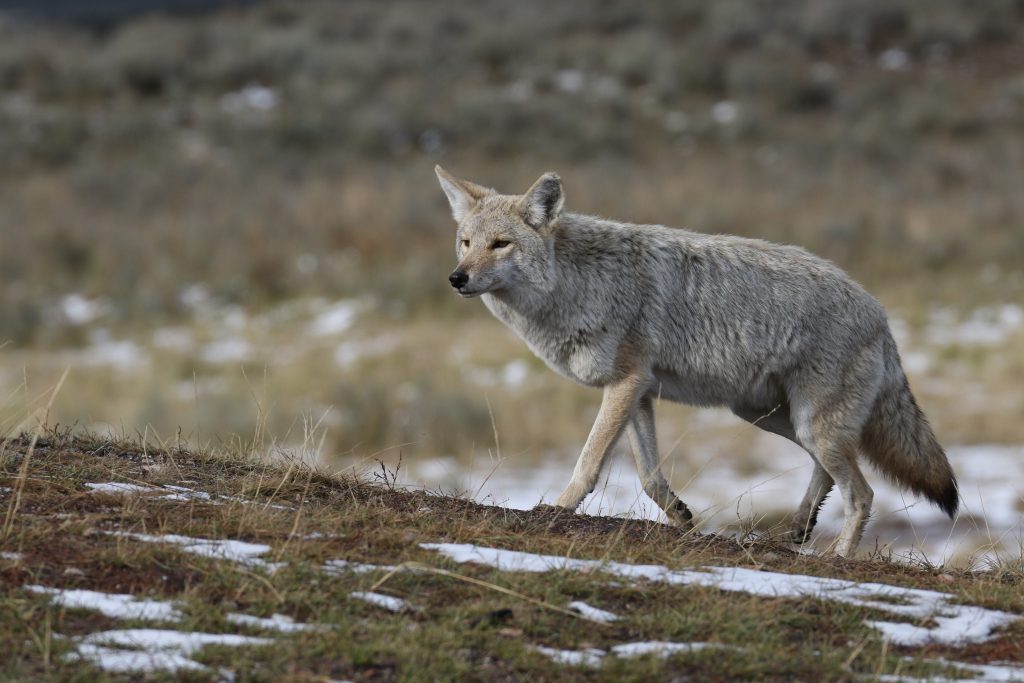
[435,166,562,298]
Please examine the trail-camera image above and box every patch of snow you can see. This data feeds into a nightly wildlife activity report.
[76,339,148,369]
[179,283,211,311]
[160,485,213,502]
[923,305,1024,347]
[70,629,271,674]
[333,334,400,367]
[532,641,716,667]
[85,482,215,504]
[423,543,1019,647]
[61,294,108,325]
[944,659,1024,682]
[85,482,160,495]
[533,644,605,667]
[200,336,252,364]
[220,83,278,113]
[712,101,738,125]
[309,300,360,337]
[465,361,531,388]
[73,643,205,673]
[567,601,618,623]
[876,657,1024,683]
[109,532,282,572]
[349,591,407,612]
[611,641,719,658]
[28,586,183,622]
[879,48,910,71]
[324,559,397,575]
[501,360,529,387]
[2,551,24,561]
[298,532,341,540]
[554,69,585,93]
[226,613,326,633]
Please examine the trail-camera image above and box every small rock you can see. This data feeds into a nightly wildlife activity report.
[936,573,955,585]
[63,567,85,578]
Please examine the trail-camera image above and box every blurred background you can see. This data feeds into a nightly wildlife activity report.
[0,0,1022,564]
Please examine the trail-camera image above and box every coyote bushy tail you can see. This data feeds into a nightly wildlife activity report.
[860,336,959,518]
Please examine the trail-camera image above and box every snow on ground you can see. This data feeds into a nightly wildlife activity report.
[349,591,408,612]
[199,335,252,364]
[85,482,163,495]
[880,658,1024,683]
[324,559,397,575]
[86,482,292,509]
[422,543,1019,647]
[1,551,23,561]
[402,439,1024,565]
[532,641,719,667]
[70,629,272,674]
[532,645,605,667]
[27,586,184,622]
[611,641,720,658]
[567,600,618,623]
[108,532,283,572]
[226,613,328,633]
[70,339,149,370]
[25,582,328,674]
[85,482,212,502]
[940,660,1024,683]
[923,304,1024,347]
[308,300,360,337]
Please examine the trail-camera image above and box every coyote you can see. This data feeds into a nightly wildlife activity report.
[435,166,957,556]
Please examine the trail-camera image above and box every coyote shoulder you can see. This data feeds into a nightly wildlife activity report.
[435,166,957,556]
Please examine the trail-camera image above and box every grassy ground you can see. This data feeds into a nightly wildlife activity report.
[1,430,1021,681]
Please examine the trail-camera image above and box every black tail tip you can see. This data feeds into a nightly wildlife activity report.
[937,479,959,519]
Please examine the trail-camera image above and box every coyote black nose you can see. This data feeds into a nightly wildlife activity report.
[449,271,469,288]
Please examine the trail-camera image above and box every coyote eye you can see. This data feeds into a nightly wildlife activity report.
[491,239,511,250]
[460,239,470,248]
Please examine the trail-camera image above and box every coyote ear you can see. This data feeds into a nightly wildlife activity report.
[435,165,490,223]
[519,172,564,229]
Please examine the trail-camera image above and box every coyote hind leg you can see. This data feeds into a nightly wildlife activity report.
[628,395,693,529]
[732,404,834,544]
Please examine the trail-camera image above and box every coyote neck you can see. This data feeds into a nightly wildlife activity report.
[482,254,627,387]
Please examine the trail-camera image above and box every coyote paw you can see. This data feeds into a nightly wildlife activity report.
[787,518,817,545]
[665,499,694,530]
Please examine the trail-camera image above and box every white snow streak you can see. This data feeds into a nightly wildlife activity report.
[226,613,327,633]
[70,629,272,674]
[108,532,283,572]
[567,600,618,623]
[27,586,183,622]
[349,591,408,612]
[423,543,1019,647]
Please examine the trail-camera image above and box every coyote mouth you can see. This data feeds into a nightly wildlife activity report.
[457,287,483,298]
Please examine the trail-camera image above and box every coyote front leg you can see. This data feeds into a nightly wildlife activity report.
[628,394,693,529]
[553,377,645,510]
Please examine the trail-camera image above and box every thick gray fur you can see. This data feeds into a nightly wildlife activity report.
[436,166,958,556]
